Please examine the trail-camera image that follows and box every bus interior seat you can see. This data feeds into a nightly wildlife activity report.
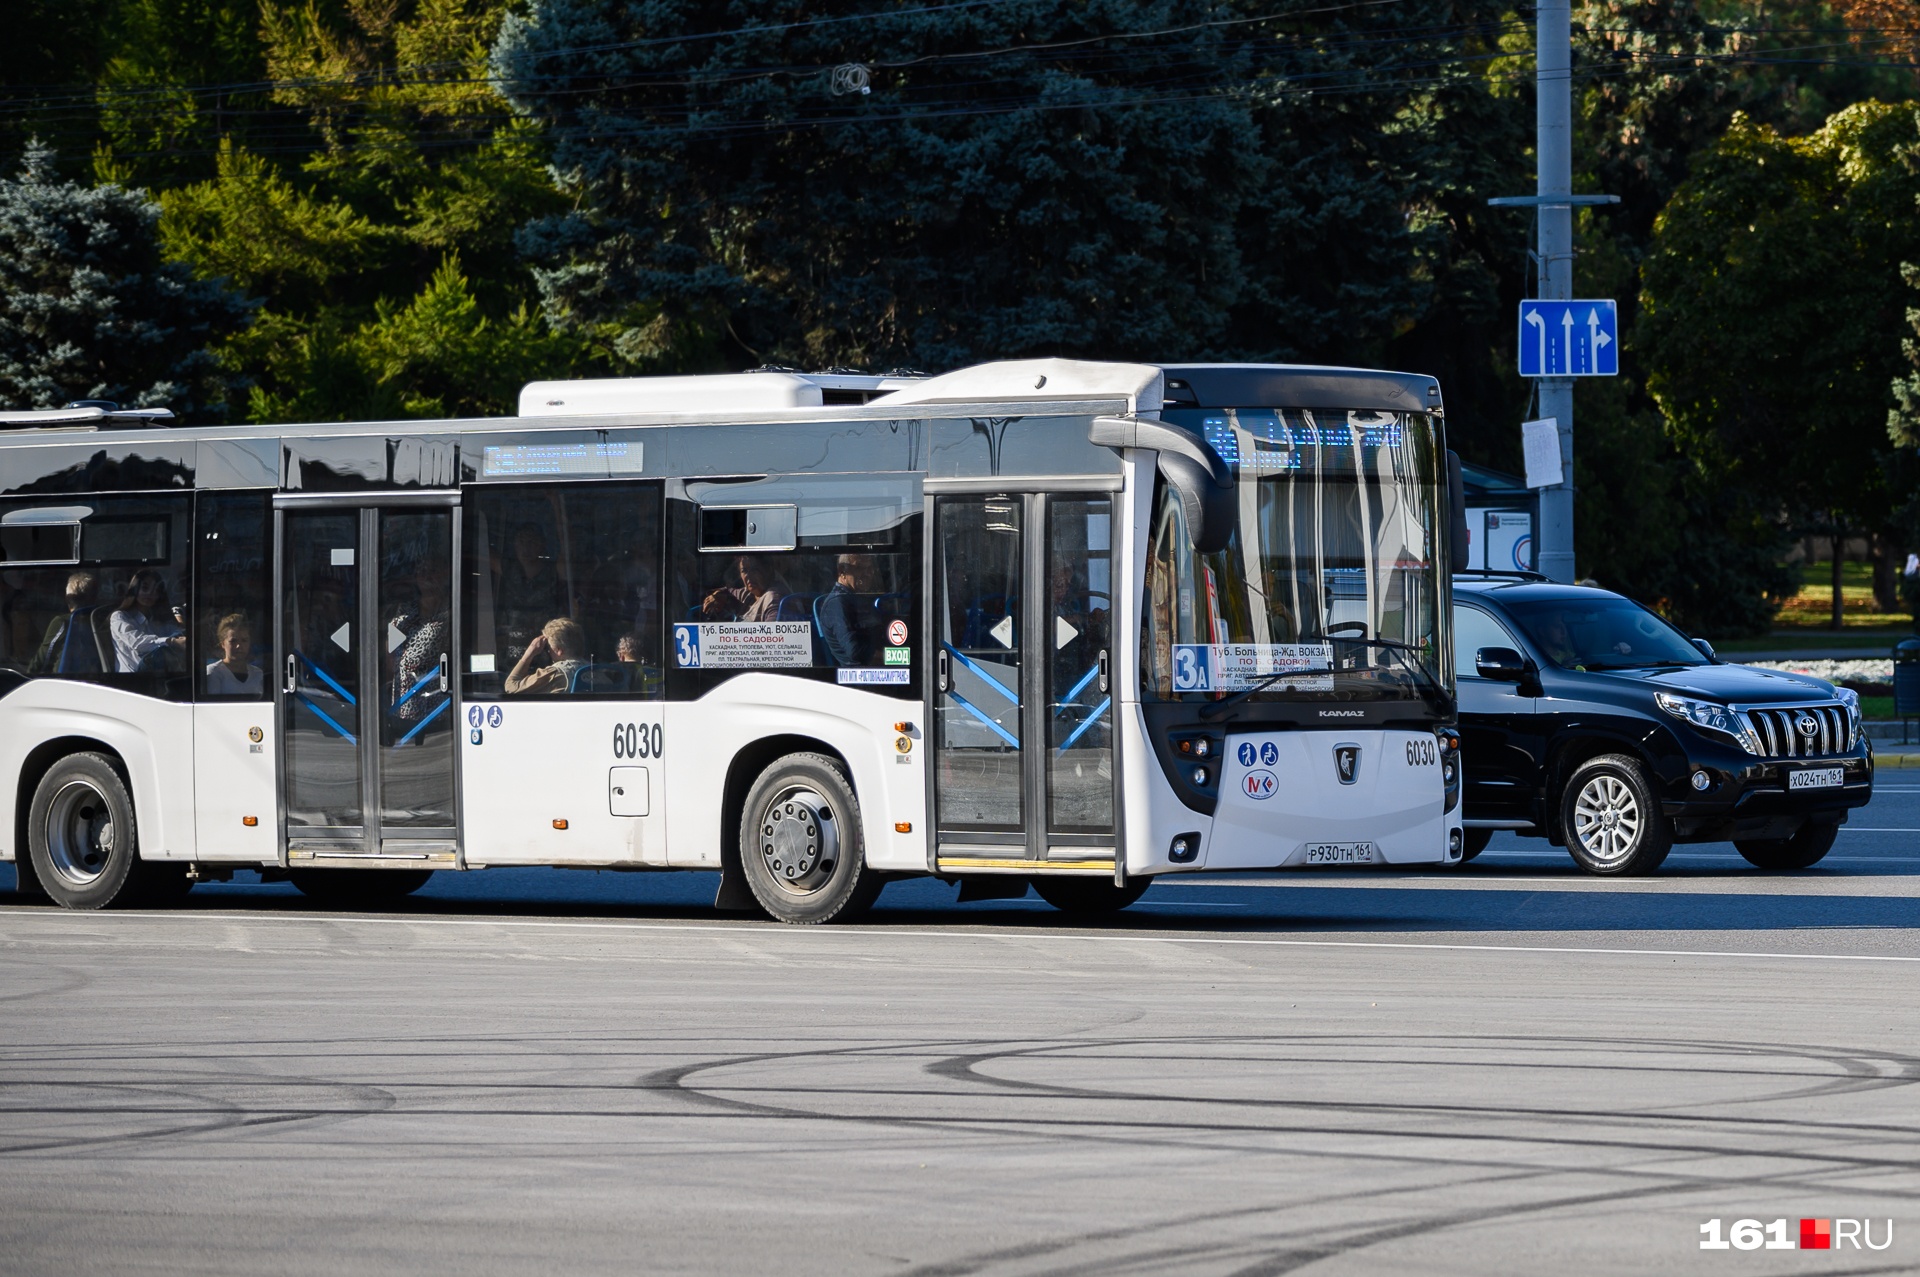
[962,595,1015,649]
[571,663,634,694]
[56,608,105,674]
[89,607,118,672]
[773,593,818,622]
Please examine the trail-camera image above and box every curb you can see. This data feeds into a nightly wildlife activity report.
[1873,753,1920,768]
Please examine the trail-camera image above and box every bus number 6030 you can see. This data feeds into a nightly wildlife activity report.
[613,723,663,760]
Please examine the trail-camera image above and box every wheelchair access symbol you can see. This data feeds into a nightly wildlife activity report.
[1243,770,1277,800]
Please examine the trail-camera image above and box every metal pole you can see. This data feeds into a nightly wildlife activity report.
[1536,0,1575,583]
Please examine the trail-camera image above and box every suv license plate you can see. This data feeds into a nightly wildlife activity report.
[1304,842,1379,865]
[1788,767,1844,790]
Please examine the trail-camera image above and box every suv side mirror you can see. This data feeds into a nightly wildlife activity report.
[1691,637,1717,662]
[1475,646,1531,682]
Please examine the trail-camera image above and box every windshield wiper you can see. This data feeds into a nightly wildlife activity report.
[1196,634,1453,721]
[1330,634,1455,715]
[1199,669,1300,721]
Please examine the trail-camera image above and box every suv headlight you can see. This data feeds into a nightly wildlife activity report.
[1655,692,1757,753]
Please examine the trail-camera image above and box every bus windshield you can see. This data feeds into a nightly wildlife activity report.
[1142,407,1445,707]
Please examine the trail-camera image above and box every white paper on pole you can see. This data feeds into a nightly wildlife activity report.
[1522,417,1562,489]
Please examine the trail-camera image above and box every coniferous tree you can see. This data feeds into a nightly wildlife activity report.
[0,142,252,421]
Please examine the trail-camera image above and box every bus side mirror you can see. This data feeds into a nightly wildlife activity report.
[1447,449,1468,576]
[1090,416,1235,554]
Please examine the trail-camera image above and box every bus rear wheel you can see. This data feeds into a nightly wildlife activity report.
[1031,875,1150,915]
[28,751,158,910]
[739,753,882,925]
[288,869,435,905]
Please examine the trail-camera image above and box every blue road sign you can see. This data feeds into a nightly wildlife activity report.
[1518,299,1618,377]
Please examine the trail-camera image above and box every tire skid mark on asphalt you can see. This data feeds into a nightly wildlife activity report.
[639,1035,1920,1174]
[0,1073,400,1157]
[636,1036,1920,1275]
[0,960,91,1004]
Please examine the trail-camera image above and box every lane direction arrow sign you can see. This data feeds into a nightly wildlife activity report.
[1517,299,1618,377]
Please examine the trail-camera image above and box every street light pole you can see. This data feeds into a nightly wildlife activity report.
[1535,0,1576,584]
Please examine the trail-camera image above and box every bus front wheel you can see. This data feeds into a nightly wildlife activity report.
[739,753,883,925]
[28,751,159,910]
[1031,875,1150,915]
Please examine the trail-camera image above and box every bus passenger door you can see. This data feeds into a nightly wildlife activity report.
[931,492,1116,869]
[278,500,459,868]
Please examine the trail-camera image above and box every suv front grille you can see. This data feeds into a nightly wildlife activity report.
[1740,704,1855,758]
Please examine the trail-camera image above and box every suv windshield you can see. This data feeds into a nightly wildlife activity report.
[1142,407,1445,706]
[1501,595,1706,671]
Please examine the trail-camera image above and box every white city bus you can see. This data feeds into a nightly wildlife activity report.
[0,359,1463,922]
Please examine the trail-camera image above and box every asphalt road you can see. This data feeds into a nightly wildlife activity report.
[2,788,1917,1275]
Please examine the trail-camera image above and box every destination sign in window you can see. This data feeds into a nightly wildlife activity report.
[481,441,645,477]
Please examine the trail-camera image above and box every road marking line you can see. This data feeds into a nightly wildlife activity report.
[0,908,1913,964]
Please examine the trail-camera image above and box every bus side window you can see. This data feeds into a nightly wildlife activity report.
[462,481,665,700]
[666,478,921,696]
[194,492,272,701]
[0,494,192,701]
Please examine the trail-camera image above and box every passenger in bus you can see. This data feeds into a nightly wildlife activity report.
[111,568,185,673]
[616,632,643,664]
[701,555,789,622]
[818,553,879,665]
[204,613,264,695]
[391,571,451,722]
[28,572,99,674]
[503,617,589,694]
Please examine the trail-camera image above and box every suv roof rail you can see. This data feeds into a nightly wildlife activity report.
[1454,568,1552,583]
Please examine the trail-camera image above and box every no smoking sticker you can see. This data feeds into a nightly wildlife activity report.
[887,619,909,646]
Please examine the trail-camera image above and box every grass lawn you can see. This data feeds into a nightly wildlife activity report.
[1773,560,1911,629]
[1712,630,1911,654]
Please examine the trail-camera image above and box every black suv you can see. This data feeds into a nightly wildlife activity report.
[1453,576,1872,874]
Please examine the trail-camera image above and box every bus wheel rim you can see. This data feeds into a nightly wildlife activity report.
[757,786,840,896]
[45,779,117,887]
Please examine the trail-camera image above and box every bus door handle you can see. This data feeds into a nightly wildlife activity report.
[284,653,297,694]
[1097,649,1109,694]
[937,648,950,692]
[438,653,450,694]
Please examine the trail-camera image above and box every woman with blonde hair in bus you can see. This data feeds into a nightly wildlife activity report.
[504,616,589,694]
[110,568,185,673]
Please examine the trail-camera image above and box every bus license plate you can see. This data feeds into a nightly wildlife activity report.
[1304,842,1378,865]
[1788,767,1844,790]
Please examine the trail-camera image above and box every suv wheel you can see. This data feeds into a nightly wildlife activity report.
[1735,821,1837,870]
[1559,754,1672,875]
